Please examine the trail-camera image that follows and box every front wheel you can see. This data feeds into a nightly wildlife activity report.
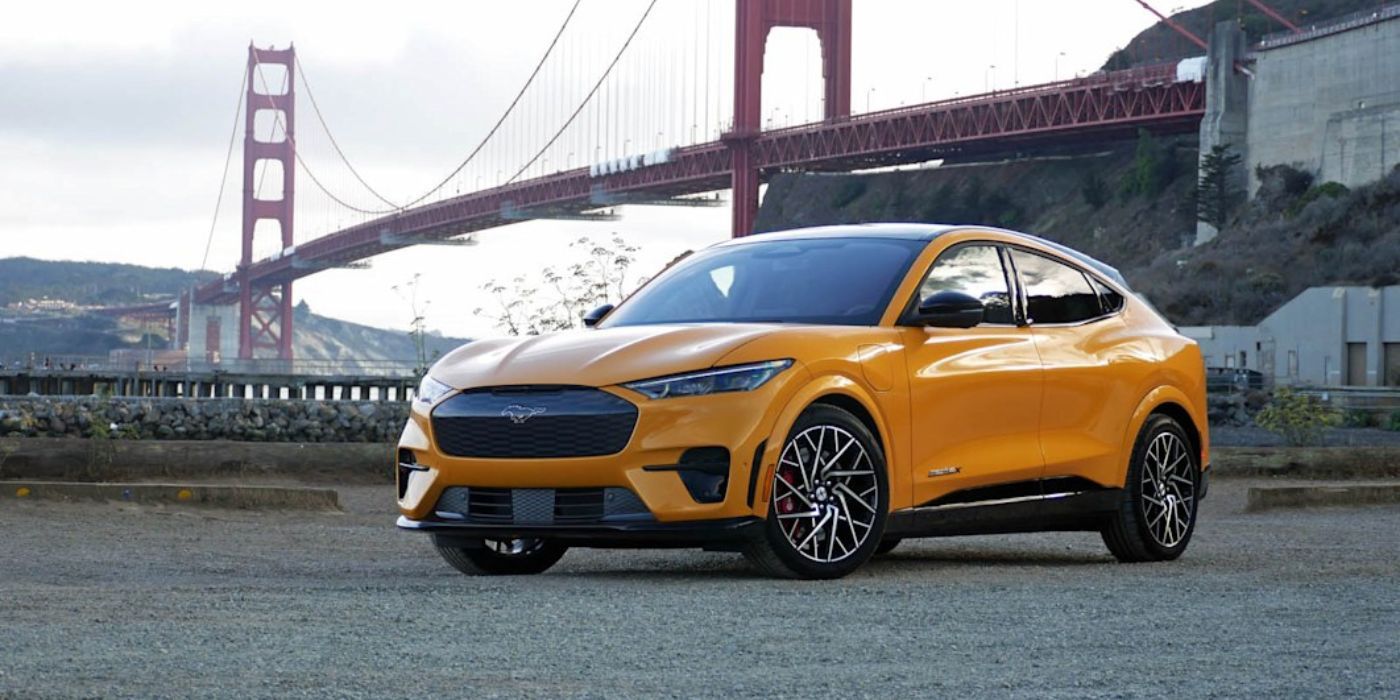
[743,405,888,579]
[433,537,567,576]
[1101,414,1200,562]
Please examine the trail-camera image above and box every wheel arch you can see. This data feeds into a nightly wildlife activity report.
[1125,385,1208,481]
[754,374,900,516]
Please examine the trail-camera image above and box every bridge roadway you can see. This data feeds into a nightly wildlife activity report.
[194,62,1203,306]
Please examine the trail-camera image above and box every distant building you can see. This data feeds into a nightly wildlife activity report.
[1181,286,1400,387]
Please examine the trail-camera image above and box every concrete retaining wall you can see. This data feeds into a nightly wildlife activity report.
[0,437,393,483]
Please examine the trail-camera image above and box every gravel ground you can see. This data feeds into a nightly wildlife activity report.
[2,481,1397,699]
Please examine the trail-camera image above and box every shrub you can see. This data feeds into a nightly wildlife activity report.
[1286,181,1349,218]
[1254,387,1343,446]
[1388,412,1400,432]
[1342,408,1374,428]
[1082,171,1108,209]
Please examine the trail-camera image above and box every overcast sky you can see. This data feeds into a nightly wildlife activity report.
[0,0,1211,339]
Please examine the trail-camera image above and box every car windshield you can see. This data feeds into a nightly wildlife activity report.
[602,236,925,327]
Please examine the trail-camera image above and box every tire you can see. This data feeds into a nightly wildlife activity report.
[743,404,888,579]
[875,538,901,556]
[1101,414,1200,562]
[432,537,567,576]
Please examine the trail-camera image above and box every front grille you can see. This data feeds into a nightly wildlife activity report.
[434,487,650,525]
[431,386,638,458]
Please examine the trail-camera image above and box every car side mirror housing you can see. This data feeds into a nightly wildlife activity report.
[582,303,614,328]
[915,291,984,328]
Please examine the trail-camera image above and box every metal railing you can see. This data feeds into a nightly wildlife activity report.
[1258,3,1400,50]
[1296,386,1400,413]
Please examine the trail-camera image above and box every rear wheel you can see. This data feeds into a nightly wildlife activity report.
[744,405,888,579]
[1101,414,1199,562]
[433,537,567,576]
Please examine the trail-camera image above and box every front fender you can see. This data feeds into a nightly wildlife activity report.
[752,373,905,518]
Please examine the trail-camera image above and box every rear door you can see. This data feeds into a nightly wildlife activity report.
[901,243,1045,507]
[1007,248,1138,488]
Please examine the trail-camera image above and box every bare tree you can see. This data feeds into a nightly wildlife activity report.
[475,234,646,335]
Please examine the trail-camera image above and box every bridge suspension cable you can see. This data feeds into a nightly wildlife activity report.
[294,54,401,209]
[289,0,585,216]
[507,0,660,185]
[199,63,248,272]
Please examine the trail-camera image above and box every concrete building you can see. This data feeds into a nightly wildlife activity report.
[1247,6,1400,194]
[1197,6,1400,244]
[1182,285,1400,387]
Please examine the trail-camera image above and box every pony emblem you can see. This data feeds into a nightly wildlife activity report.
[501,404,547,424]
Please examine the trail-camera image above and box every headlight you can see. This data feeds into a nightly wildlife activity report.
[623,360,793,400]
[415,375,453,406]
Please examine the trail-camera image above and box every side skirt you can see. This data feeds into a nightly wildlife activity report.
[885,489,1123,538]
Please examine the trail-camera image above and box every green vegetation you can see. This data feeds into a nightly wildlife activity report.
[1342,408,1375,429]
[1121,130,1179,200]
[1388,412,1400,432]
[1286,181,1349,218]
[1196,144,1242,230]
[0,258,215,307]
[831,179,869,209]
[1255,388,1342,446]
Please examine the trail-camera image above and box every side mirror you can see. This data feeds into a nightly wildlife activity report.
[582,303,614,328]
[915,291,984,328]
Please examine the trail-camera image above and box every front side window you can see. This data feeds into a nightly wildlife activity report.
[603,237,925,327]
[917,244,1014,325]
[1010,249,1102,325]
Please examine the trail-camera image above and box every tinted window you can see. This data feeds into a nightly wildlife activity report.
[603,237,924,327]
[1010,250,1102,324]
[1090,276,1125,314]
[919,245,1014,325]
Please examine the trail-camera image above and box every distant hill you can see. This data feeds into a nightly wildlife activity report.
[0,257,215,308]
[0,258,471,363]
[1104,0,1384,69]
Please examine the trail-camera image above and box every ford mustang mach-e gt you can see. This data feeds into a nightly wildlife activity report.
[396,224,1208,579]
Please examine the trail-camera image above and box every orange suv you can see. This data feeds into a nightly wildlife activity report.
[396,224,1208,579]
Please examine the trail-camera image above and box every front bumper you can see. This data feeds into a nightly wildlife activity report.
[397,377,804,524]
[397,514,762,549]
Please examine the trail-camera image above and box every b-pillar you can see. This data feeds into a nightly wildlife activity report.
[238,45,296,360]
[727,0,851,237]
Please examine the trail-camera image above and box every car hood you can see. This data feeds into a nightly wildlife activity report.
[431,324,780,389]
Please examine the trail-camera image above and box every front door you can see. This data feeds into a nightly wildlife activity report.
[901,243,1045,507]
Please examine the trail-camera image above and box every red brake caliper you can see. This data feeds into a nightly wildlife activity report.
[778,467,804,539]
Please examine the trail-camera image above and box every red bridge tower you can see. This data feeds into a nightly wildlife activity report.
[728,0,852,236]
[239,45,296,360]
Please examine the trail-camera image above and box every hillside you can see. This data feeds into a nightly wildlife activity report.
[0,258,471,363]
[1105,0,1385,68]
[0,257,216,307]
[755,141,1400,325]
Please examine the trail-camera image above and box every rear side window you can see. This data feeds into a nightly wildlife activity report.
[919,244,1015,325]
[1090,276,1125,314]
[1009,250,1102,325]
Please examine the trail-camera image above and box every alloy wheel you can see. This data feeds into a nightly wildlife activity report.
[771,424,880,563]
[1140,431,1195,548]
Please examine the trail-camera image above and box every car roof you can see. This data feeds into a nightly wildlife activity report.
[723,223,1130,290]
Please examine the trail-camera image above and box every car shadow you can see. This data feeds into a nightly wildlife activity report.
[543,546,1113,581]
